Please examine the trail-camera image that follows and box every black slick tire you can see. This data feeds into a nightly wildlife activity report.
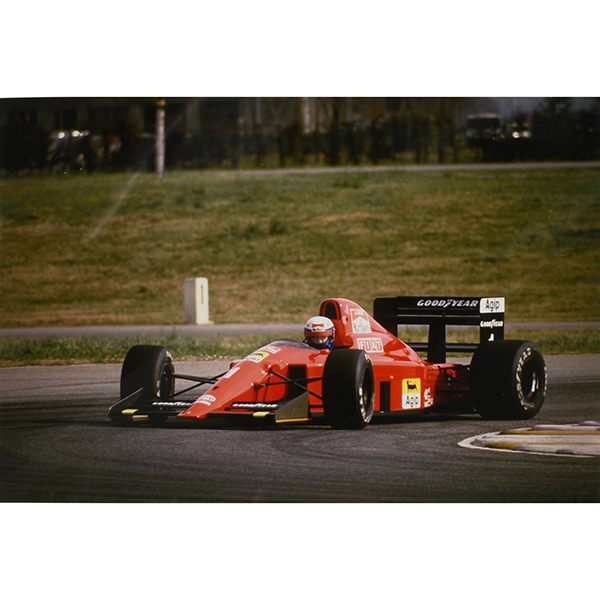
[470,340,546,420]
[120,345,175,425]
[322,349,375,429]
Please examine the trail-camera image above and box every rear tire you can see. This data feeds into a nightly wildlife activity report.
[120,345,175,425]
[322,349,375,429]
[470,340,546,420]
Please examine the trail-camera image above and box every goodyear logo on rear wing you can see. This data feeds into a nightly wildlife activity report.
[414,297,505,314]
[416,299,479,308]
[480,319,504,329]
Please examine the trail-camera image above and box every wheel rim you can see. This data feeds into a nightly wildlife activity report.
[517,357,543,410]
[358,369,374,422]
[159,363,174,400]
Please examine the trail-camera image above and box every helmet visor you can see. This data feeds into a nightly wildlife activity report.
[305,331,334,349]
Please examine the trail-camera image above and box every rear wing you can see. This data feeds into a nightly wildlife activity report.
[373,296,505,363]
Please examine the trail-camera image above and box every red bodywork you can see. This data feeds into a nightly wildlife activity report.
[178,298,469,424]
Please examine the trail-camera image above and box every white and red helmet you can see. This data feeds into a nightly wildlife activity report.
[304,316,335,350]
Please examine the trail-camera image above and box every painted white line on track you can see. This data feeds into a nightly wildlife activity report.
[458,421,600,458]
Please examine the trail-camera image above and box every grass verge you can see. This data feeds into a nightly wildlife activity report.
[1,329,597,367]
[1,167,599,327]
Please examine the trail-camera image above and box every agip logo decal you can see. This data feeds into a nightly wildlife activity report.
[402,378,421,409]
[480,297,505,314]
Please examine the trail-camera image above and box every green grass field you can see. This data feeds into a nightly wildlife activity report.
[2,166,599,331]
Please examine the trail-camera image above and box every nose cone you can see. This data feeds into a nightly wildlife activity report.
[178,360,267,420]
[177,341,323,421]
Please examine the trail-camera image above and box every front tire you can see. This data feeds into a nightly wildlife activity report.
[120,345,175,425]
[322,349,375,429]
[470,340,546,420]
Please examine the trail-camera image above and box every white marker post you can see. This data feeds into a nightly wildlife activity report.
[184,278,210,324]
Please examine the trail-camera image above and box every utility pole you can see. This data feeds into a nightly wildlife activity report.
[254,98,264,166]
[156,98,166,178]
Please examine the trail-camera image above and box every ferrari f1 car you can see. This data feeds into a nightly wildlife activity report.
[109,296,547,429]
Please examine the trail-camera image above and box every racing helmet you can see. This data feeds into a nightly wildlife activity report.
[304,316,335,350]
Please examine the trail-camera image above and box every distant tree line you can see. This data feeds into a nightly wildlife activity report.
[1,98,598,176]
[529,98,600,161]
[470,98,600,162]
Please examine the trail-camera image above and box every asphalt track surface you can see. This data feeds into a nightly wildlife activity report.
[1,354,598,503]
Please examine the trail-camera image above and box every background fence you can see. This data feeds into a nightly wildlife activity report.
[1,97,599,175]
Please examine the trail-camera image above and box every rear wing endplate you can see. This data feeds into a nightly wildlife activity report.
[373,296,505,363]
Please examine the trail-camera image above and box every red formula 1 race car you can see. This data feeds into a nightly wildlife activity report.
[109,296,547,429]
